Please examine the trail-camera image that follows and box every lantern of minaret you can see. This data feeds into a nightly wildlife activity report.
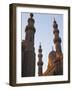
[37,44,43,76]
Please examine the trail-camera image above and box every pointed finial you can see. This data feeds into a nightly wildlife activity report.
[30,13,33,18]
[39,42,41,49]
[39,42,42,53]
[53,17,56,23]
[53,17,58,28]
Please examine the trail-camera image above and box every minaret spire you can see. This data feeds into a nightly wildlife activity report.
[53,19,62,54]
[37,43,43,76]
[53,18,63,75]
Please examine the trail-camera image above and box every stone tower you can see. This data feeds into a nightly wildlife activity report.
[37,44,43,76]
[22,13,36,77]
[42,19,63,76]
[53,18,63,75]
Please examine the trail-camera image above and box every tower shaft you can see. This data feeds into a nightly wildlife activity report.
[53,19,63,75]
[22,13,36,77]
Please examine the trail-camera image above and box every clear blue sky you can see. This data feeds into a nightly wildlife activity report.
[21,12,63,76]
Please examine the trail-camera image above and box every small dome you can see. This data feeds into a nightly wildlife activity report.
[48,50,56,61]
[49,50,56,56]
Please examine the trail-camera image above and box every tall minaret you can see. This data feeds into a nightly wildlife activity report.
[53,18,63,75]
[22,13,36,77]
[37,44,43,76]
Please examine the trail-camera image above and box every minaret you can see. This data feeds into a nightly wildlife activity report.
[41,18,63,76]
[37,43,43,76]
[22,13,36,77]
[53,19,61,54]
[53,18,63,75]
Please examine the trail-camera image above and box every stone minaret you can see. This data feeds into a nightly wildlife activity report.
[22,13,36,77]
[41,18,63,76]
[53,18,63,75]
[37,44,43,76]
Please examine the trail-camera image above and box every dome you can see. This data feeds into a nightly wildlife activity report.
[49,50,56,57]
[47,50,56,74]
[48,50,56,61]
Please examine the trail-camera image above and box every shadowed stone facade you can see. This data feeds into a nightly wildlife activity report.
[21,13,36,77]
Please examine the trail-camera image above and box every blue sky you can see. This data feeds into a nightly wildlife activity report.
[21,12,63,76]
